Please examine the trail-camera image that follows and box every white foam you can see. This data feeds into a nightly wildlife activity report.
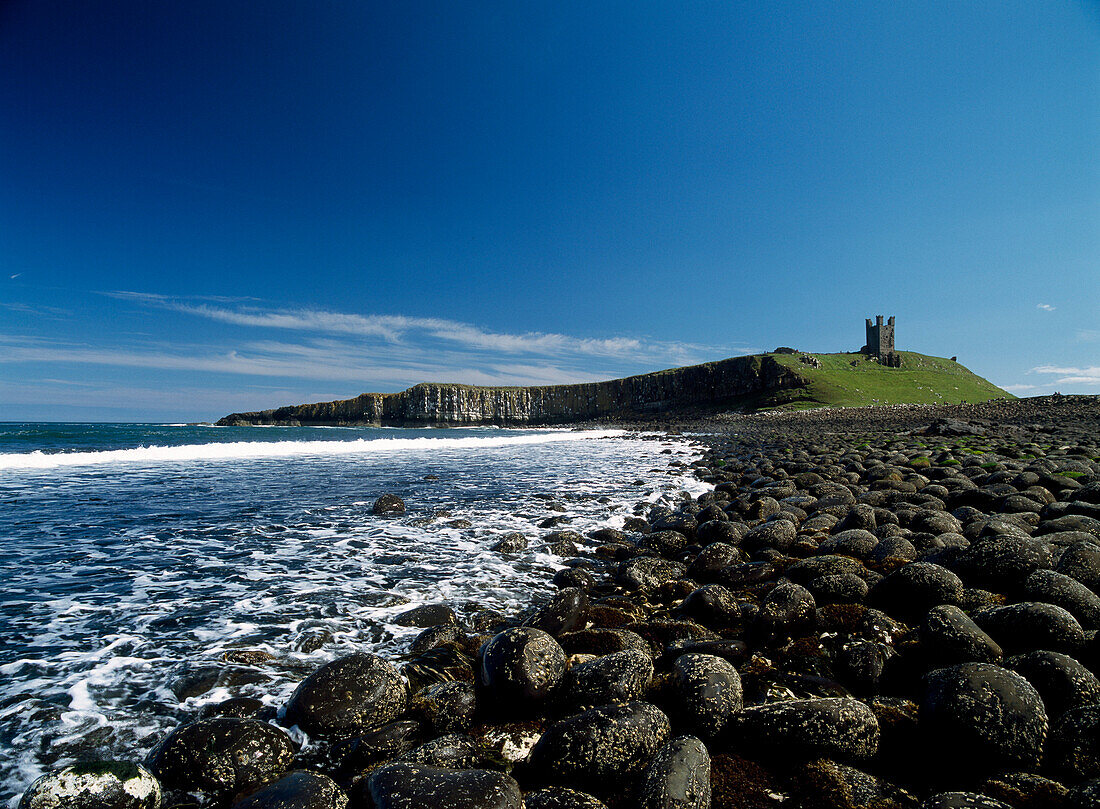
[0,429,626,470]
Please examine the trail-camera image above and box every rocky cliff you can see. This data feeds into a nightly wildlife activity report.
[215,355,804,427]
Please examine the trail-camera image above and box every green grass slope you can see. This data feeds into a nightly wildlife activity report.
[758,351,1013,411]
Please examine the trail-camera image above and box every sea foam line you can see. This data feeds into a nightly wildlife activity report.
[0,430,626,470]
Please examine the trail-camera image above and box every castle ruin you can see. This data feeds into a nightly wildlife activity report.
[863,315,901,367]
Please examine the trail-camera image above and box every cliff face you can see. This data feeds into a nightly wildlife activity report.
[216,355,805,427]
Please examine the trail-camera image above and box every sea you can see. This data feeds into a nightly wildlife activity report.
[0,422,707,804]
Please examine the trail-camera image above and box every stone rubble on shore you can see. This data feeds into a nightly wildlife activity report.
[18,395,1100,809]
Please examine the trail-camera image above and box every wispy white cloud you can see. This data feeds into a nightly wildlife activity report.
[1037,303,1056,311]
[1031,365,1100,386]
[105,291,721,363]
[1001,383,1038,393]
[9,273,22,280]
[1077,330,1100,342]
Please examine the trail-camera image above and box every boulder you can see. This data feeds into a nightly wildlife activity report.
[1046,705,1100,780]
[921,605,1003,666]
[479,627,566,704]
[920,663,1047,771]
[563,649,653,707]
[730,698,879,761]
[147,717,295,797]
[393,604,457,628]
[525,588,589,636]
[617,557,688,594]
[18,762,161,809]
[360,763,522,809]
[491,533,527,553]
[528,701,671,794]
[972,602,1085,655]
[232,771,347,809]
[523,788,608,809]
[410,681,478,734]
[870,562,964,622]
[918,794,1012,809]
[372,494,406,515]
[1023,569,1100,630]
[668,653,743,739]
[638,736,711,809]
[1005,650,1100,719]
[284,653,407,739]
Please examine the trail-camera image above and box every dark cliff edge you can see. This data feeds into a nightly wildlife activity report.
[215,355,804,427]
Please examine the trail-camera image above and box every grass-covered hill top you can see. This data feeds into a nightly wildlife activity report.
[758,351,1012,411]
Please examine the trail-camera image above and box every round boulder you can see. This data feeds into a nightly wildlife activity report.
[639,736,711,809]
[1024,569,1100,630]
[360,763,522,809]
[563,649,653,708]
[528,701,672,794]
[730,698,879,761]
[284,653,407,739]
[232,771,347,809]
[920,663,1047,771]
[524,788,608,809]
[147,717,295,797]
[1005,650,1100,719]
[617,557,688,594]
[479,627,567,704]
[19,762,161,809]
[870,562,964,622]
[372,494,406,515]
[972,602,1085,655]
[1047,705,1100,780]
[921,605,1002,666]
[669,653,743,739]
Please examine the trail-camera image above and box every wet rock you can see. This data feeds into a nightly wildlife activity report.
[918,793,1012,809]
[147,717,295,797]
[553,568,596,591]
[491,533,527,553]
[920,605,1003,666]
[1046,705,1100,780]
[642,530,691,558]
[676,584,742,628]
[920,663,1047,771]
[730,698,879,761]
[1067,779,1100,808]
[330,720,425,776]
[972,602,1085,655]
[661,638,748,668]
[409,623,463,655]
[559,629,653,660]
[1057,541,1100,591]
[617,557,689,594]
[18,762,161,809]
[978,772,1069,809]
[393,604,457,628]
[870,563,964,622]
[525,588,589,636]
[528,701,671,794]
[742,520,798,554]
[372,494,406,515]
[284,653,407,739]
[669,653,743,738]
[1023,569,1100,630]
[403,643,475,692]
[638,736,711,809]
[695,521,745,546]
[807,573,870,605]
[479,627,567,704]
[788,758,916,809]
[954,535,1053,590]
[819,529,880,560]
[232,771,347,809]
[523,787,609,809]
[359,763,522,809]
[399,734,496,769]
[1005,650,1100,719]
[834,641,893,697]
[410,681,478,733]
[687,542,743,582]
[201,697,272,721]
[563,648,653,707]
[758,580,816,639]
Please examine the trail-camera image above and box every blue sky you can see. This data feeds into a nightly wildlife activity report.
[2,1,1098,421]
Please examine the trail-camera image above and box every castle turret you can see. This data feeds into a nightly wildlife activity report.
[863,315,898,365]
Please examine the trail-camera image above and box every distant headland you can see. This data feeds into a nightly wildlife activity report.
[217,316,1011,427]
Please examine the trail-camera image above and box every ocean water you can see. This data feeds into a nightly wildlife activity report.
[0,422,705,804]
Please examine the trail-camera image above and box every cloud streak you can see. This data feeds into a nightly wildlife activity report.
[1037,303,1056,311]
[1031,365,1100,386]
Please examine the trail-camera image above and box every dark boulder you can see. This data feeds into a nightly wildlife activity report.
[730,698,879,761]
[642,530,691,558]
[921,605,1003,666]
[553,568,596,591]
[687,542,743,582]
[409,623,463,655]
[676,584,742,628]
[871,563,964,622]
[523,787,608,809]
[1023,569,1100,630]
[563,649,654,707]
[972,602,1085,655]
[1004,650,1100,719]
[638,736,711,809]
[1058,542,1100,591]
[330,720,425,776]
[524,588,589,636]
[393,604,457,628]
[479,627,566,704]
[372,494,406,515]
[399,734,495,770]
[918,794,1012,809]
[1047,705,1100,781]
[617,557,688,594]
[232,771,347,809]
[668,653,743,739]
[757,581,816,639]
[527,701,671,794]
[284,653,407,739]
[818,529,880,560]
[147,717,295,797]
[410,681,478,734]
[491,533,527,553]
[954,535,1053,590]
[18,762,162,809]
[742,520,798,554]
[359,763,522,809]
[920,663,1047,772]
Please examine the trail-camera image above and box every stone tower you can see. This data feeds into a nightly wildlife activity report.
[864,315,900,366]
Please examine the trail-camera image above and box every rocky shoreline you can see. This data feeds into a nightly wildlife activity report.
[19,394,1100,809]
